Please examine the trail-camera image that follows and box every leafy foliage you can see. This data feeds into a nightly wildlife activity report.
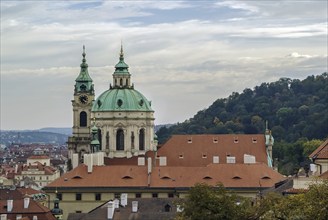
[157,73,328,175]
[177,180,328,220]
[176,183,252,220]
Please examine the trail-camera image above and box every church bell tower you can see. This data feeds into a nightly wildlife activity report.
[67,46,95,160]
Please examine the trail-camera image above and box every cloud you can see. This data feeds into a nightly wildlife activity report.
[0,1,327,129]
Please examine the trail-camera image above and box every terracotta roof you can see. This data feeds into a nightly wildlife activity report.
[0,189,56,220]
[150,163,284,188]
[46,163,284,189]
[47,164,148,188]
[319,170,328,179]
[17,188,42,196]
[28,155,50,160]
[157,134,268,166]
[309,139,328,159]
[16,162,57,175]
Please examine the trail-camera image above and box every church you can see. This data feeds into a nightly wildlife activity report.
[44,45,284,219]
[67,45,157,162]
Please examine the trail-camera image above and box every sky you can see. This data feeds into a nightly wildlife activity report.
[1,0,327,130]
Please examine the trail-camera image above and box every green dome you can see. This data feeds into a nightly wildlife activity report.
[92,88,153,112]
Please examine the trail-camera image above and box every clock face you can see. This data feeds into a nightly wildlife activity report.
[79,95,88,104]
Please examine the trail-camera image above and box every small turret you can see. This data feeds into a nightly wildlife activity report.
[265,121,274,168]
[74,45,94,94]
[90,118,100,153]
[51,197,63,219]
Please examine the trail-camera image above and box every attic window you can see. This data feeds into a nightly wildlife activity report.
[72,176,82,179]
[122,176,133,179]
[187,137,192,143]
[252,138,257,143]
[203,176,212,180]
[202,154,207,158]
[213,138,219,143]
[234,138,239,143]
[161,176,170,180]
[179,154,184,159]
[232,176,242,179]
[261,176,271,180]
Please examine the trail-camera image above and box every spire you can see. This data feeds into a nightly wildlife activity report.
[113,44,131,88]
[80,45,88,69]
[75,45,94,94]
[120,42,124,61]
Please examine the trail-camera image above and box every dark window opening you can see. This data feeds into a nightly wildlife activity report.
[120,79,123,86]
[97,128,102,150]
[168,193,174,198]
[116,129,124,151]
[164,204,171,212]
[80,111,87,127]
[76,193,82,201]
[95,193,101,201]
[56,193,62,201]
[80,84,86,91]
[114,193,120,199]
[139,128,145,151]
[135,193,141,198]
[152,193,158,198]
[126,79,128,86]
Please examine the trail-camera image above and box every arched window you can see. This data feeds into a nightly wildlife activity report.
[80,111,87,127]
[116,129,124,151]
[120,79,123,86]
[164,204,171,212]
[126,79,128,86]
[139,129,145,151]
[98,129,102,150]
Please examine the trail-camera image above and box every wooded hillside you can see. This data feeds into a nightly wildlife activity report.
[157,73,328,174]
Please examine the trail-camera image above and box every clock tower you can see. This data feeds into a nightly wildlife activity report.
[67,46,95,161]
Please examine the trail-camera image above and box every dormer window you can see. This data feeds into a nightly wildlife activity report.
[252,138,257,143]
[203,176,212,180]
[202,153,207,158]
[187,137,192,143]
[234,138,239,143]
[213,138,218,143]
[122,175,133,179]
[179,154,184,159]
[232,176,242,179]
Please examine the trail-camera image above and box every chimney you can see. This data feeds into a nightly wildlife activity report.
[107,201,114,220]
[120,193,127,207]
[147,157,152,174]
[87,154,93,173]
[7,200,13,212]
[72,153,79,169]
[132,201,138,213]
[24,196,30,209]
[114,199,119,208]
[0,214,7,220]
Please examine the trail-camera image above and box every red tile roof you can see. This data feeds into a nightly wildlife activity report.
[28,155,50,160]
[309,139,328,159]
[0,189,56,220]
[157,134,267,166]
[47,163,284,189]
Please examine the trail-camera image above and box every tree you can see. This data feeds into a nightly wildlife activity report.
[302,139,323,157]
[176,183,252,220]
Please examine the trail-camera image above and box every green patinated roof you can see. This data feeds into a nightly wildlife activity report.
[75,46,94,93]
[92,88,153,112]
[113,44,130,75]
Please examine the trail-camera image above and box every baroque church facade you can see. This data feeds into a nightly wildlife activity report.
[67,46,157,161]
